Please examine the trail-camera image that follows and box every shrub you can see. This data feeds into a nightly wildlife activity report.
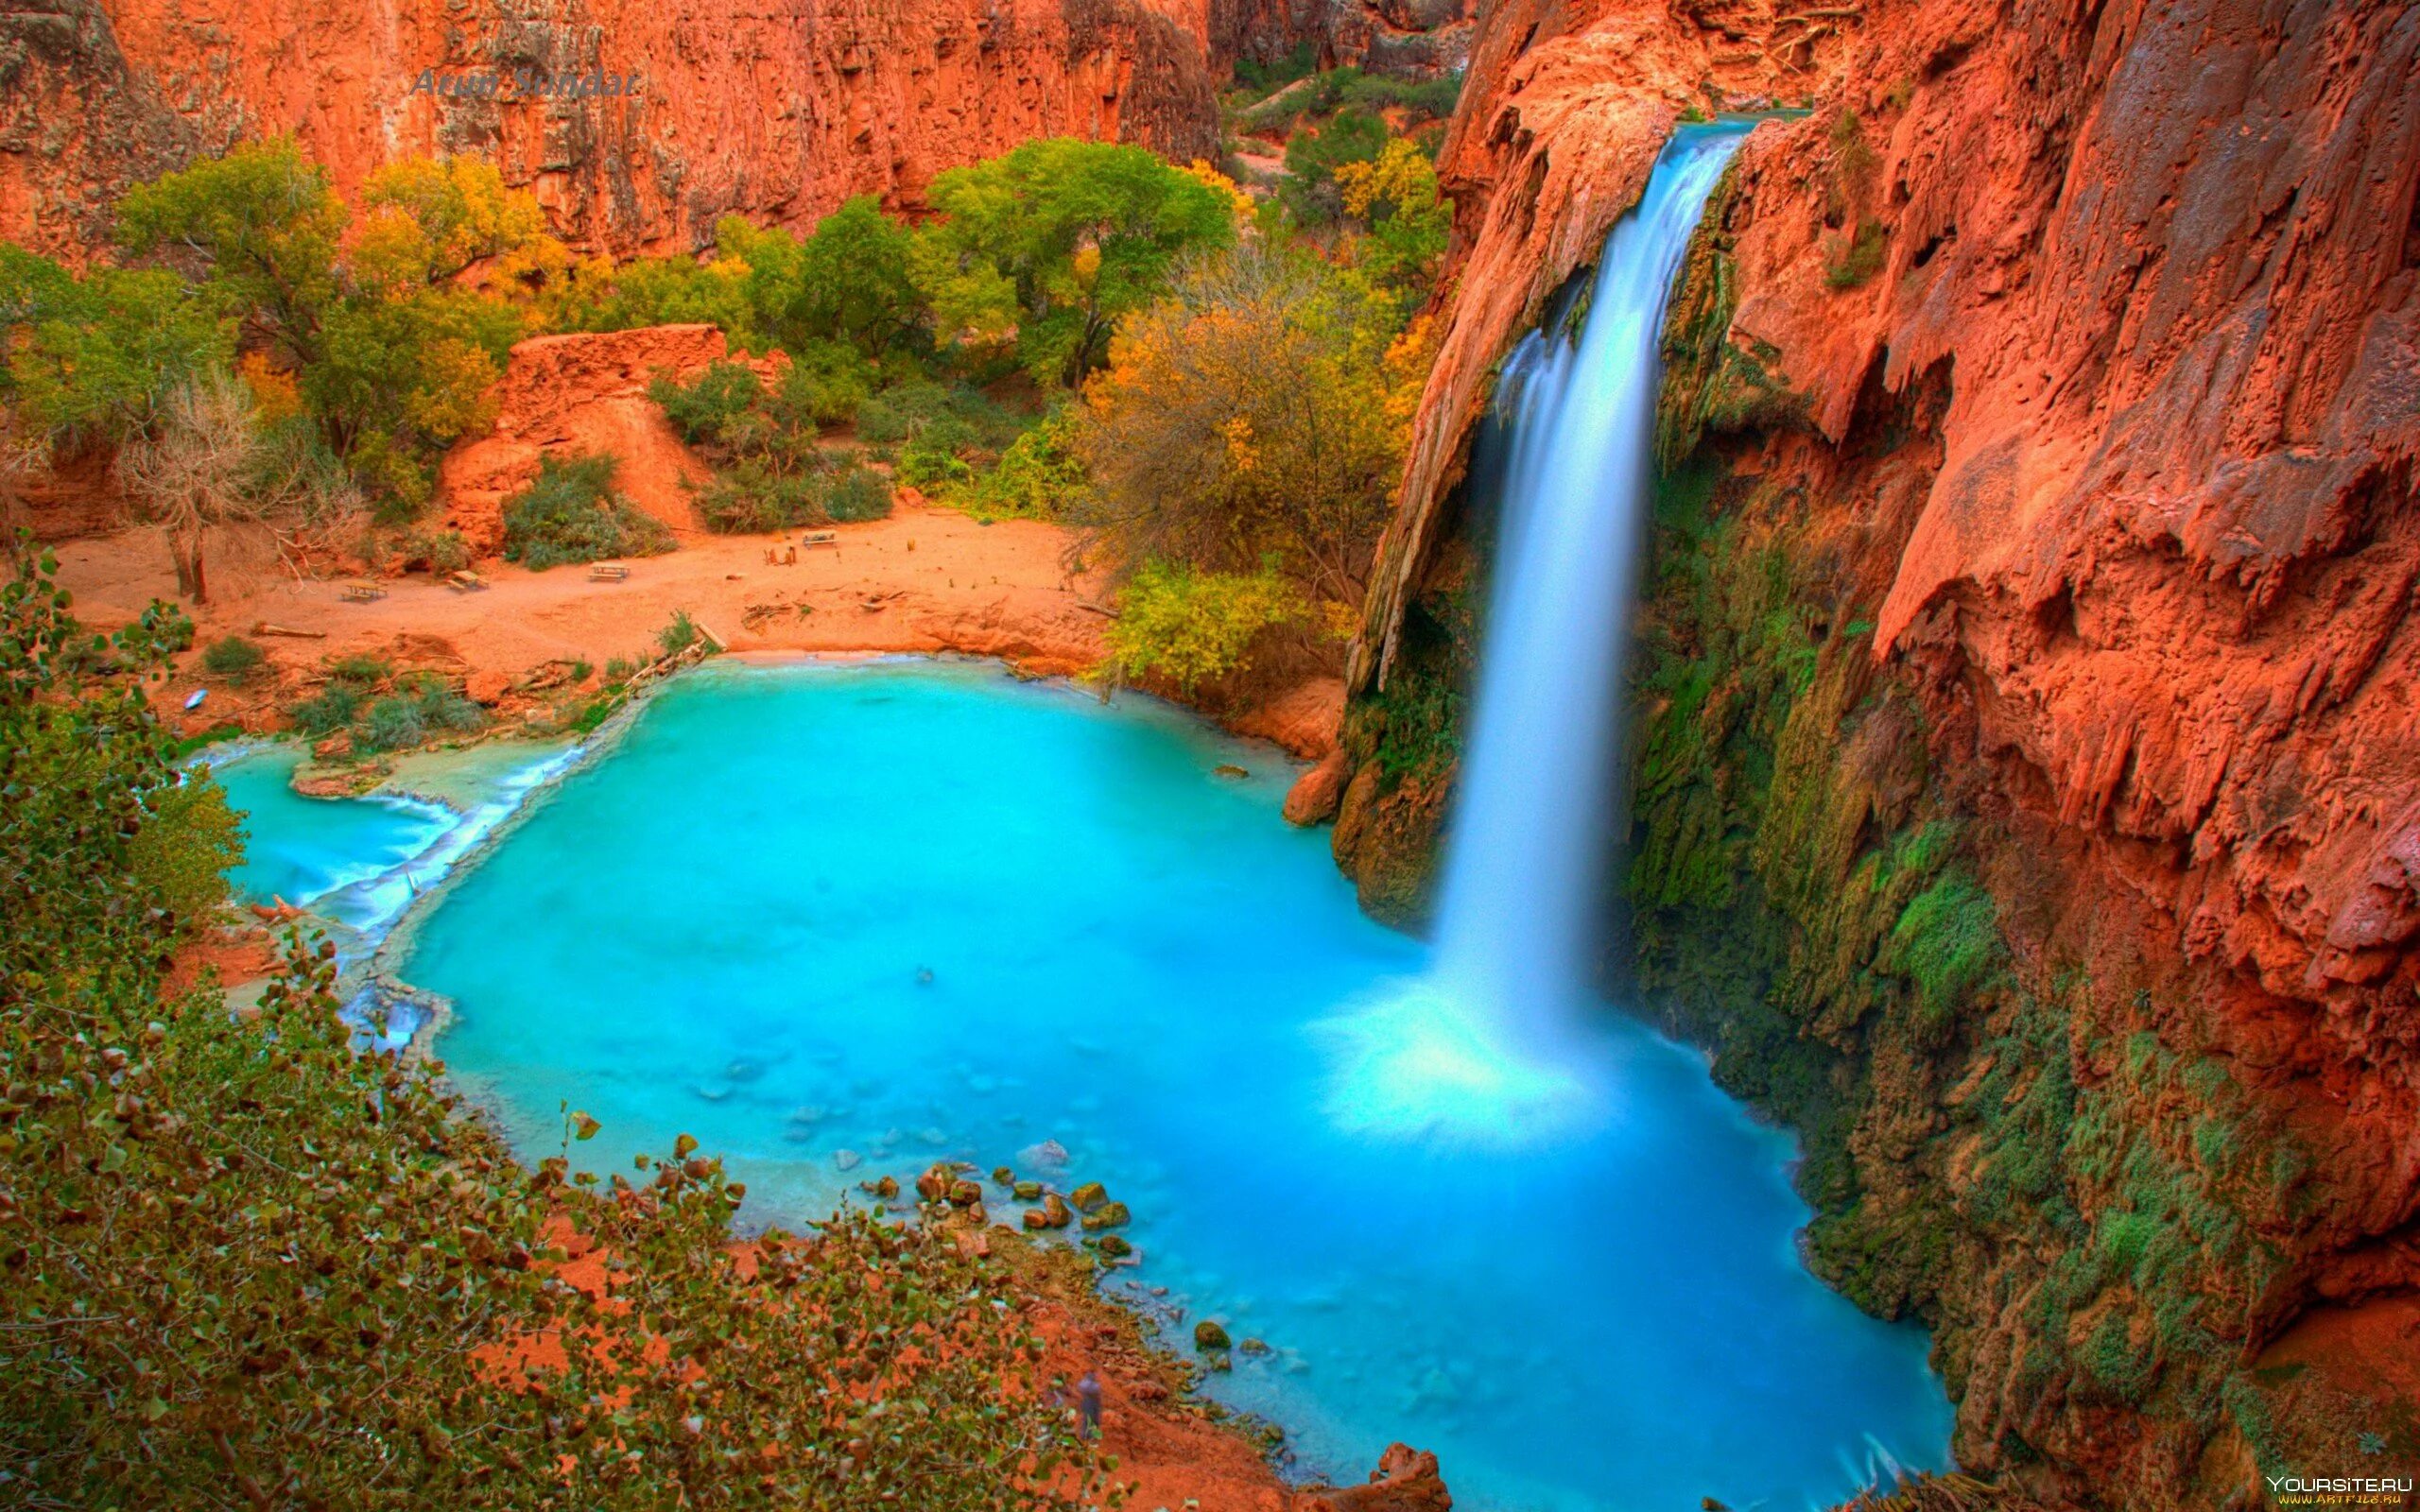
[199,634,266,681]
[501,451,675,570]
[649,360,764,447]
[954,406,1088,519]
[774,338,876,427]
[413,686,485,734]
[326,652,391,686]
[287,682,363,735]
[353,695,425,753]
[1103,560,1306,693]
[694,458,826,534]
[822,463,894,523]
[658,609,701,658]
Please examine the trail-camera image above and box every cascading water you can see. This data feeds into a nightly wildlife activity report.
[1326,123,1749,1142]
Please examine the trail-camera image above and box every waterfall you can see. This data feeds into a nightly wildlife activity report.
[1325,124,1748,1143]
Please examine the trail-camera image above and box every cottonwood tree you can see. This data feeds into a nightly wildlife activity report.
[1074,242,1419,607]
[115,370,268,604]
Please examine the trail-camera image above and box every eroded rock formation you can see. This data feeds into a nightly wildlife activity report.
[1340,0,2420,1504]
[2,0,1228,258]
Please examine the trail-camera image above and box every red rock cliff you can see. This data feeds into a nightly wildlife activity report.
[1344,0,2420,1504]
[1,0,1234,257]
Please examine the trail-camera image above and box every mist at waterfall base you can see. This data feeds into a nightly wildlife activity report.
[1326,123,1747,1149]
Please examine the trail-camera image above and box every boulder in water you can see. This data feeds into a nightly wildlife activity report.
[1294,1444,1451,1512]
[1193,1320,1231,1351]
[1080,1200,1131,1231]
[991,1165,1014,1185]
[1095,1233,1133,1258]
[1040,1193,1072,1228]
[1016,1138,1069,1171]
[1012,1180,1044,1201]
[860,1175,899,1199]
[1068,1180,1109,1213]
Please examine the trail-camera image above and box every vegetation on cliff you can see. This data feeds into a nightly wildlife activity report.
[0,541,1115,1507]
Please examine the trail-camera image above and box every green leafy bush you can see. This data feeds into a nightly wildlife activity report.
[693,458,827,534]
[822,463,893,523]
[649,360,764,447]
[287,682,363,735]
[658,609,701,658]
[501,452,675,570]
[353,695,425,753]
[199,634,266,681]
[1103,560,1306,693]
[774,338,877,427]
[951,406,1089,519]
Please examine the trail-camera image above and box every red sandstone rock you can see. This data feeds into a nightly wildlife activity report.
[1294,1442,1452,1512]
[437,323,753,551]
[1284,747,1351,826]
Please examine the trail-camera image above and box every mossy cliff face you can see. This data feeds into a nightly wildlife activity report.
[1340,2,2420,1505]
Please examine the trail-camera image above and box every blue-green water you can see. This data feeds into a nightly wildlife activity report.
[234,660,1951,1509]
[212,748,454,913]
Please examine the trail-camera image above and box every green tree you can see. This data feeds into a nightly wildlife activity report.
[913,139,1237,386]
[1279,109,1389,228]
[114,136,348,368]
[793,197,923,353]
[0,246,231,459]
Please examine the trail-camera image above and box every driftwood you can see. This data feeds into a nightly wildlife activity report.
[252,622,328,640]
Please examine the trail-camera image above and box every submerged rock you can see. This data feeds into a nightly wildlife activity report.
[991,1165,1014,1185]
[1012,1180,1044,1201]
[1080,1200,1131,1231]
[1193,1320,1231,1351]
[1095,1233,1133,1259]
[1016,1138,1069,1171]
[834,1149,862,1172]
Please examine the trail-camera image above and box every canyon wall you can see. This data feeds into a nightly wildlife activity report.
[0,0,1223,260]
[1340,0,2420,1505]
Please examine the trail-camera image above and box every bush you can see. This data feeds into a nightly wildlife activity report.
[353,695,425,753]
[1103,560,1306,693]
[823,463,894,523]
[774,339,876,427]
[199,634,266,682]
[501,451,675,570]
[287,682,363,736]
[694,458,826,534]
[649,360,764,447]
[950,406,1088,520]
[658,609,701,658]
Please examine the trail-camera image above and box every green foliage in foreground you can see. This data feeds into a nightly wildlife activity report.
[0,542,1114,1508]
[502,451,677,570]
[1102,560,1306,694]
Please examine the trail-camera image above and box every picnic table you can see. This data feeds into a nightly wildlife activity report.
[589,563,631,582]
[446,571,489,593]
[340,581,388,603]
[801,530,838,549]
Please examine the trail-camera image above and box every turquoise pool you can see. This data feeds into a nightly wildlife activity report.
[233,659,1953,1509]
